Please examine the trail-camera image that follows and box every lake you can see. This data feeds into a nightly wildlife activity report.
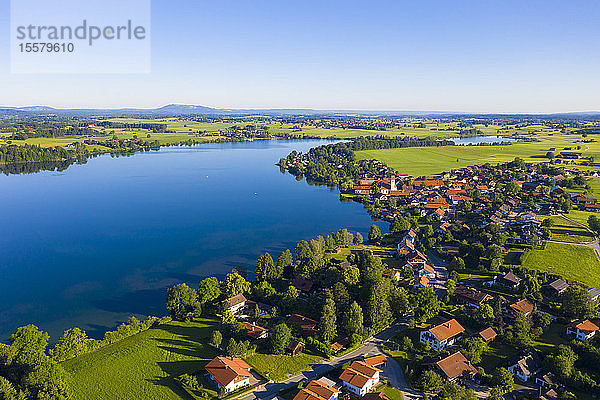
[447,135,516,145]
[0,139,386,341]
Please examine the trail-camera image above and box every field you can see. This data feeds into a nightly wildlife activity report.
[540,215,595,243]
[243,353,323,382]
[522,242,600,288]
[355,132,600,176]
[566,209,599,228]
[62,318,220,400]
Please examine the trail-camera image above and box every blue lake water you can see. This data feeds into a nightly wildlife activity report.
[0,139,386,341]
[448,135,516,145]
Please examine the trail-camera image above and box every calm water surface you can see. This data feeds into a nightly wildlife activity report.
[0,140,386,341]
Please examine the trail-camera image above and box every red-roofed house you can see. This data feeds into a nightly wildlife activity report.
[339,361,381,396]
[420,319,465,350]
[205,356,252,392]
[567,320,600,341]
[293,379,340,400]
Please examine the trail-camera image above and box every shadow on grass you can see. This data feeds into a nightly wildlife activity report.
[146,375,196,400]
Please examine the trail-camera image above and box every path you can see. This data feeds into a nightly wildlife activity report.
[380,355,420,400]
[239,323,410,400]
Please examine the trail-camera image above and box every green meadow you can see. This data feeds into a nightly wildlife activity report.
[522,242,600,288]
[62,319,219,400]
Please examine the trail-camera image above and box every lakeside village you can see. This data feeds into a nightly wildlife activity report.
[8,141,600,400]
[172,147,600,400]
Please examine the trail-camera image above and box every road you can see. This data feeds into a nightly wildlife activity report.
[427,250,448,298]
[239,323,408,400]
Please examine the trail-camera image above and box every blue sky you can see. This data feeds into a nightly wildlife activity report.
[0,0,599,112]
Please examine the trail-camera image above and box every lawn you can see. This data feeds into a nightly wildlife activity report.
[380,384,404,400]
[566,210,600,229]
[522,242,600,287]
[62,318,220,400]
[243,353,323,382]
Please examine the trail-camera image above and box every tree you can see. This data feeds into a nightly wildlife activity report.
[223,272,250,297]
[320,296,337,342]
[343,266,360,286]
[561,285,597,319]
[343,301,364,336]
[256,253,277,281]
[436,381,476,400]
[276,249,293,278]
[509,313,533,348]
[166,283,201,321]
[7,325,50,368]
[418,370,443,392]
[226,338,238,356]
[588,215,600,234]
[209,330,222,348]
[532,311,552,331]
[368,225,382,241]
[333,282,350,304]
[364,278,391,330]
[270,323,292,354]
[0,376,18,399]
[198,277,221,304]
[389,286,411,318]
[462,338,486,364]
[492,367,514,394]
[412,287,441,323]
[390,216,411,234]
[353,232,363,244]
[448,256,465,271]
[474,304,494,325]
[50,328,91,362]
[548,345,578,379]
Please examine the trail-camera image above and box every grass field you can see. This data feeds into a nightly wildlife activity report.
[522,242,600,287]
[355,132,600,176]
[566,210,600,229]
[62,318,219,400]
[540,215,596,243]
[243,353,323,382]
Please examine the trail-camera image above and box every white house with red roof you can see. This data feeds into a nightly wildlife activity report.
[567,320,600,341]
[205,356,252,393]
[419,319,465,350]
[339,360,381,396]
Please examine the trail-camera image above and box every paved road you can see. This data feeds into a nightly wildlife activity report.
[239,323,406,400]
[380,354,420,400]
[427,250,448,298]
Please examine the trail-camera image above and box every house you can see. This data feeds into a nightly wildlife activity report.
[287,314,319,336]
[205,356,252,393]
[435,351,477,382]
[542,279,569,298]
[364,354,387,368]
[508,299,535,318]
[224,294,247,315]
[292,278,314,294]
[286,339,305,356]
[566,320,600,341]
[331,337,349,353]
[477,327,497,344]
[339,360,381,396]
[454,285,491,307]
[293,379,340,400]
[507,351,541,382]
[499,272,522,290]
[242,322,270,340]
[420,319,465,350]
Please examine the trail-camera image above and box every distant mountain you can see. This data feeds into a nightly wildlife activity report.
[0,104,598,119]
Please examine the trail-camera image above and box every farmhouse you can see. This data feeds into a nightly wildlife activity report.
[454,285,491,307]
[339,360,381,396]
[419,319,465,350]
[205,356,252,393]
[242,322,269,340]
[542,279,569,298]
